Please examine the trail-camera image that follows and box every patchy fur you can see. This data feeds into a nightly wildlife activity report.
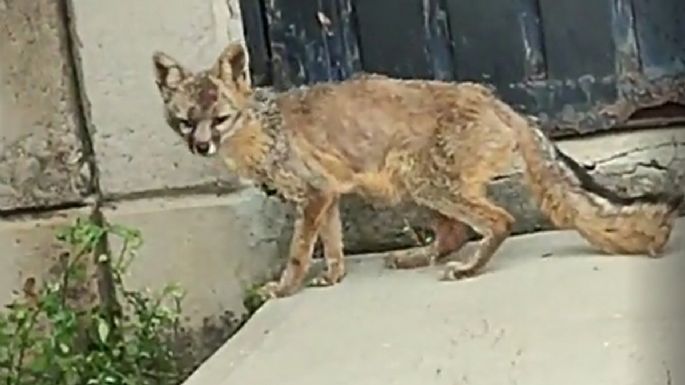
[152,42,683,298]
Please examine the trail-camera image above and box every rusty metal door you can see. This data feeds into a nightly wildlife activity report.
[239,0,685,138]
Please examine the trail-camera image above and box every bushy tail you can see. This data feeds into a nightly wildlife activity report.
[493,100,683,256]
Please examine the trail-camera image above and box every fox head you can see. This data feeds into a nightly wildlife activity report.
[152,42,250,156]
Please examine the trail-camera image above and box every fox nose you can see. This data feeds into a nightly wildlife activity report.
[194,141,210,155]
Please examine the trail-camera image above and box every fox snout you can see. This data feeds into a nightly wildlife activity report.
[193,140,212,155]
[184,121,218,156]
[187,136,216,156]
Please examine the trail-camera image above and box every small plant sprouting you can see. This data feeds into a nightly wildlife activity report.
[0,217,187,385]
[242,282,268,315]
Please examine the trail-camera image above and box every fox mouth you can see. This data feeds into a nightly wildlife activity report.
[187,137,216,156]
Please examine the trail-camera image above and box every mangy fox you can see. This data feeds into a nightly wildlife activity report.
[151,42,682,298]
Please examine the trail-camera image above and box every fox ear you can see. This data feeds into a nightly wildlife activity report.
[213,42,249,91]
[152,51,188,93]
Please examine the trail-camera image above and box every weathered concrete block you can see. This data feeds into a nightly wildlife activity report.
[0,1,88,209]
[101,188,290,363]
[0,208,94,307]
[69,0,247,197]
[339,126,685,254]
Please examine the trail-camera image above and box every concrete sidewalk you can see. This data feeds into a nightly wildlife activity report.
[184,219,685,385]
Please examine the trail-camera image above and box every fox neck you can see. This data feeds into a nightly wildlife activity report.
[216,87,281,183]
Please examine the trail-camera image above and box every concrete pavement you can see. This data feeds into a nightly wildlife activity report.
[184,218,685,385]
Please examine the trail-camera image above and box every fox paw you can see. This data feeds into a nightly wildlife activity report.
[440,261,479,281]
[383,253,402,269]
[383,249,433,270]
[308,269,346,288]
[256,280,297,300]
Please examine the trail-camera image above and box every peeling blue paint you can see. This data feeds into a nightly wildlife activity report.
[241,0,685,137]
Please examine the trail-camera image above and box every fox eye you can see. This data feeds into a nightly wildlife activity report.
[212,115,230,126]
[177,118,193,134]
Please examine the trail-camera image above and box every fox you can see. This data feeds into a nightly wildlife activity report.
[151,42,683,299]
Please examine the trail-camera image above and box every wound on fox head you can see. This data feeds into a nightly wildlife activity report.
[197,77,218,108]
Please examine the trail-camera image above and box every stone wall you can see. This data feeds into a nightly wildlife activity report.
[0,0,87,209]
[0,0,683,371]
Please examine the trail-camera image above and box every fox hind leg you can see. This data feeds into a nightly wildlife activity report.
[384,212,472,269]
[440,197,514,280]
[411,187,515,281]
[434,212,473,261]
